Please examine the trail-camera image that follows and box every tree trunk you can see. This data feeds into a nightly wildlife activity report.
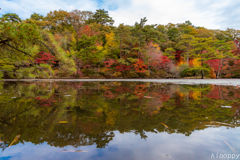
[216,59,222,79]
[201,70,204,79]
[148,60,150,74]
[120,35,122,59]
[0,39,11,44]
[201,59,204,79]
[219,59,225,78]
[217,85,221,99]
[138,35,140,59]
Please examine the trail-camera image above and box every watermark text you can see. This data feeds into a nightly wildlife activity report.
[211,153,240,159]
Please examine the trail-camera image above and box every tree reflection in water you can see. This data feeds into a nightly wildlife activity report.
[0,81,239,150]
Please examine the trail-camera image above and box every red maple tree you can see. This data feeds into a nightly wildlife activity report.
[35,51,56,65]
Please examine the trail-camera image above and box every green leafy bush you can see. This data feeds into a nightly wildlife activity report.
[0,71,3,79]
[16,67,36,79]
[37,64,54,78]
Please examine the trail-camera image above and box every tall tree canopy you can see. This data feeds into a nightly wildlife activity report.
[86,9,114,26]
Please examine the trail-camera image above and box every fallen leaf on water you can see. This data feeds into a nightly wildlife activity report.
[59,121,68,123]
[161,122,169,129]
[166,154,171,158]
[144,96,155,99]
[62,149,88,152]
[9,135,20,147]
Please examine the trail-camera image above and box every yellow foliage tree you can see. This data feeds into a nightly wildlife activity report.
[191,58,201,67]
[178,60,187,66]
[102,32,118,58]
[105,32,117,48]
[190,90,201,100]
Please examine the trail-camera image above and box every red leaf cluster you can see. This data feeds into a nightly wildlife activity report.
[234,39,240,49]
[133,85,147,98]
[133,60,147,73]
[35,96,56,107]
[116,87,131,93]
[115,65,132,72]
[35,51,56,65]
[116,66,123,72]
[206,59,221,72]
[207,86,220,99]
[122,65,131,71]
[103,59,115,68]
[77,25,99,38]
[84,64,91,69]
[104,90,115,99]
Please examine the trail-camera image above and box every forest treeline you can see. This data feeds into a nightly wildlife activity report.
[1,9,240,79]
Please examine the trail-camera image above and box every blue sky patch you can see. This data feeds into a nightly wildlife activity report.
[0,0,239,29]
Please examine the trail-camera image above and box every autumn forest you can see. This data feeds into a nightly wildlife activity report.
[1,9,240,79]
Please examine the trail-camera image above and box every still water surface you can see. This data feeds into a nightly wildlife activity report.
[0,81,240,160]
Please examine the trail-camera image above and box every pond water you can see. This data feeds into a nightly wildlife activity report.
[0,81,240,160]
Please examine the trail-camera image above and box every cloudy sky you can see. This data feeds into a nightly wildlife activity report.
[0,0,239,30]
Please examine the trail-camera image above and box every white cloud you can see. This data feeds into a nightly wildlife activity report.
[0,0,239,30]
[108,0,234,29]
